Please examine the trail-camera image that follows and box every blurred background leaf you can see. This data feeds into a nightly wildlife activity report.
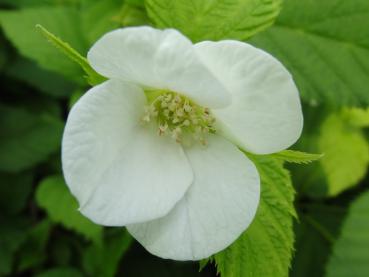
[36,175,103,244]
[325,190,369,277]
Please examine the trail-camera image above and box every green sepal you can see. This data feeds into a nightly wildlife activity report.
[36,24,106,86]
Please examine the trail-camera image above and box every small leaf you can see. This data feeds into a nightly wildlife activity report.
[318,113,369,196]
[36,175,103,244]
[342,107,369,128]
[271,150,323,164]
[292,107,369,198]
[325,191,369,277]
[212,155,296,277]
[36,24,106,86]
[146,0,283,42]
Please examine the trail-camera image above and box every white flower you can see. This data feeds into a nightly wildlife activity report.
[62,26,303,261]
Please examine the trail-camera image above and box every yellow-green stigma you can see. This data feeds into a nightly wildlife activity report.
[142,90,216,145]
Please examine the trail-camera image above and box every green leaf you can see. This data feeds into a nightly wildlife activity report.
[120,2,150,27]
[342,107,369,128]
[0,0,79,8]
[17,220,52,273]
[35,267,83,277]
[6,57,76,98]
[326,190,369,277]
[36,24,106,86]
[83,229,133,277]
[271,150,323,164]
[291,204,346,277]
[292,107,369,198]
[36,175,103,244]
[80,0,123,44]
[0,105,64,172]
[146,0,283,42]
[212,155,295,277]
[318,113,369,196]
[0,171,33,215]
[0,7,86,83]
[0,216,28,276]
[249,0,369,107]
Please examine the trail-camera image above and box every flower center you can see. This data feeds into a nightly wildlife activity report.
[141,90,216,145]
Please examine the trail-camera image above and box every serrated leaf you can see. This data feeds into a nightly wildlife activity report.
[249,0,369,107]
[212,155,295,277]
[0,105,63,172]
[146,0,283,42]
[271,150,323,164]
[325,191,369,277]
[318,113,369,196]
[36,175,103,244]
[0,7,86,83]
[36,24,106,86]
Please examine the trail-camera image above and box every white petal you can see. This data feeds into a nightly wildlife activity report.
[195,41,303,154]
[62,80,193,226]
[87,26,230,108]
[127,135,260,260]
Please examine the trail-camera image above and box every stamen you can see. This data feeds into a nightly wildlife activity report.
[141,90,216,145]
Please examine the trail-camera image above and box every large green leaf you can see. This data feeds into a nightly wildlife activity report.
[36,175,103,244]
[211,155,295,277]
[250,0,369,107]
[146,0,283,42]
[326,190,369,277]
[0,7,87,82]
[0,105,63,172]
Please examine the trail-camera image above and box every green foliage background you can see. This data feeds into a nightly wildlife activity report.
[0,0,368,276]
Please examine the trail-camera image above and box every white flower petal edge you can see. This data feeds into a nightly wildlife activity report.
[87,26,231,109]
[62,79,193,226]
[127,135,260,260]
[195,41,303,154]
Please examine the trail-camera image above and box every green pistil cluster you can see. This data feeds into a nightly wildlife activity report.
[142,90,216,145]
